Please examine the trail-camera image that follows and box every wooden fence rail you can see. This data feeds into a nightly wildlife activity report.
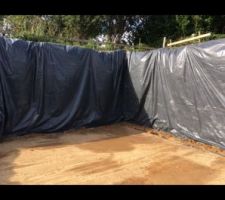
[166,33,212,47]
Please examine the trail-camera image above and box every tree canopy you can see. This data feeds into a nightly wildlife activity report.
[1,15,225,49]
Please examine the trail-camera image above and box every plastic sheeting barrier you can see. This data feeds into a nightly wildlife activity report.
[0,37,225,149]
[124,40,225,149]
[0,37,127,136]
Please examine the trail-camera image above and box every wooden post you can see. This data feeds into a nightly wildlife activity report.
[162,37,166,48]
[168,39,172,47]
[139,38,141,49]
[198,31,201,43]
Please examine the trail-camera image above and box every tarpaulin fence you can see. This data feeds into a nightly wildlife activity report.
[0,37,225,149]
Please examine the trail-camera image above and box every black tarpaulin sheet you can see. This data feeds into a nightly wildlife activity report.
[124,39,225,149]
[0,36,225,149]
[0,37,126,137]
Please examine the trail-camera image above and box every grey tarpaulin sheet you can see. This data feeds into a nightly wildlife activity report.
[124,39,225,149]
[0,36,225,149]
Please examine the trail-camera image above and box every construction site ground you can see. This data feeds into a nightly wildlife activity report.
[1,122,225,184]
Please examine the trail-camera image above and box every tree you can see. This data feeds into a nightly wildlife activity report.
[3,15,48,38]
[2,15,225,49]
[62,15,103,40]
[100,15,142,44]
[133,15,179,47]
[3,15,103,42]
[210,15,225,33]
[175,15,193,37]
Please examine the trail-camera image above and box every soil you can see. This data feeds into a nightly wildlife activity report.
[1,122,225,184]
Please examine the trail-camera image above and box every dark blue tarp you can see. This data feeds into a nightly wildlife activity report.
[0,36,225,149]
[0,37,127,136]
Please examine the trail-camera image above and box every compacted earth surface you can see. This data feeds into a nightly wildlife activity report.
[1,122,225,185]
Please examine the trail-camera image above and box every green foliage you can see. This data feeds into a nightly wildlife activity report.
[4,15,103,41]
[2,15,225,50]
[100,15,140,44]
[133,15,179,47]
[175,15,193,36]
[62,15,103,39]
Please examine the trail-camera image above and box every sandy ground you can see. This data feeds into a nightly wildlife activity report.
[1,122,225,185]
